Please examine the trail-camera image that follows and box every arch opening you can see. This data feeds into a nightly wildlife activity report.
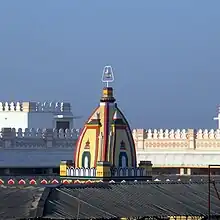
[82,152,91,168]
[119,152,128,168]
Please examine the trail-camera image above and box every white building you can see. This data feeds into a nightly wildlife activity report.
[0,101,75,131]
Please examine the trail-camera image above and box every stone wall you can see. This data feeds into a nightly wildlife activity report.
[1,127,220,170]
[2,127,220,151]
[0,128,220,152]
[0,128,80,149]
[133,128,220,151]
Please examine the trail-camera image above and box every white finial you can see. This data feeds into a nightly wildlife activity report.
[213,105,220,129]
[102,65,114,87]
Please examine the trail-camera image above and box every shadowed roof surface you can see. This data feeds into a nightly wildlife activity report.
[0,186,45,220]
[43,182,220,219]
[1,181,220,219]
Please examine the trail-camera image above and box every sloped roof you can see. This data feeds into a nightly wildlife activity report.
[0,186,45,219]
[0,149,73,168]
[43,181,220,219]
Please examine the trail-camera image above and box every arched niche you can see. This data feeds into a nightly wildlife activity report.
[82,151,91,168]
[119,152,128,168]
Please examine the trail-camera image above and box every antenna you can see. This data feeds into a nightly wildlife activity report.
[102,65,114,87]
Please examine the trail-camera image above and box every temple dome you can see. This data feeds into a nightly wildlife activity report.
[74,86,137,168]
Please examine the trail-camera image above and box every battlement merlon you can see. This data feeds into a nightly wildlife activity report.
[0,127,80,139]
[132,128,220,140]
[0,101,72,113]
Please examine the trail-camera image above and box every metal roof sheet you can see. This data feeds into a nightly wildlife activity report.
[0,186,45,219]
[43,182,220,218]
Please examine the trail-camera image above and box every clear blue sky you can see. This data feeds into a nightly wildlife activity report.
[0,1,219,129]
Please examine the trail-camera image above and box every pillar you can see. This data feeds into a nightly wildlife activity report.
[187,129,195,149]
[96,161,111,178]
[139,161,152,176]
[60,160,73,176]
[134,129,145,150]
[187,168,191,175]
[180,168,184,175]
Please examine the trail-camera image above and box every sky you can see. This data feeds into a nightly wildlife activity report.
[0,1,220,129]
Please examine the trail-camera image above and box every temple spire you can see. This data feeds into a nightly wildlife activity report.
[100,65,116,103]
[102,65,114,88]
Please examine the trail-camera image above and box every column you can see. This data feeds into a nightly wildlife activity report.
[187,168,191,175]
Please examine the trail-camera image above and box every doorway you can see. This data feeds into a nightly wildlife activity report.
[56,121,70,131]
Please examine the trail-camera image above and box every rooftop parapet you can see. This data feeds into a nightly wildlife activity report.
[0,128,80,149]
[0,128,80,139]
[0,102,72,113]
[133,128,220,140]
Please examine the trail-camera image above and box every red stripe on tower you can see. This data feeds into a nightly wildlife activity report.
[103,102,109,161]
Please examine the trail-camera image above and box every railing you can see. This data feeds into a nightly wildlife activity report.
[66,167,151,177]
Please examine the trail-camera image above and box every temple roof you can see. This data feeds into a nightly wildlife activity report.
[1,179,220,219]
[74,86,136,168]
[43,181,220,218]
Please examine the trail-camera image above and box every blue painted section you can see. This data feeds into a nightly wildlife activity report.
[119,152,128,167]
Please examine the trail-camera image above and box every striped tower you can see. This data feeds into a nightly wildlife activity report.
[74,86,137,169]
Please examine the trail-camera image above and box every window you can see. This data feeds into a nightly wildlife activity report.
[82,152,91,168]
[56,121,70,131]
[119,152,128,168]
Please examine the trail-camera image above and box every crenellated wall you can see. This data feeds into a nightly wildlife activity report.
[132,128,220,150]
[0,128,80,149]
[1,127,220,169]
[0,101,71,112]
[0,101,74,130]
[2,127,220,150]
[133,128,220,170]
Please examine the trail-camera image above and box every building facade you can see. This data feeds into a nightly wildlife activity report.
[0,99,220,176]
[0,127,79,175]
[0,101,74,130]
[1,127,220,175]
[133,128,220,175]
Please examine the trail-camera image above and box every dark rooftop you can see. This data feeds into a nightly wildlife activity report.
[0,185,45,220]
[1,181,220,219]
[43,181,220,219]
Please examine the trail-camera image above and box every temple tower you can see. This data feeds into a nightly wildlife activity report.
[74,66,137,169]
